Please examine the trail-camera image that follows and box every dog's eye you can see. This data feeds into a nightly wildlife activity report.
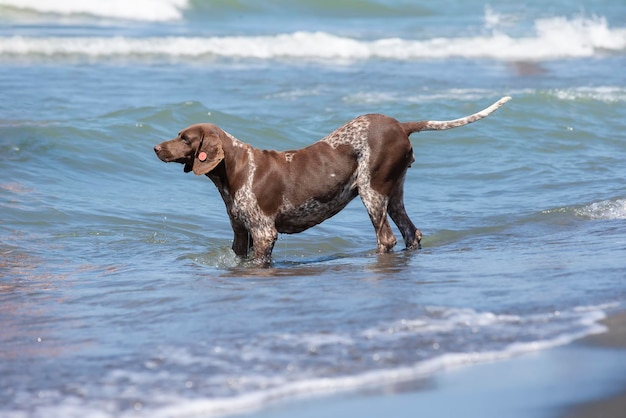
[181,136,189,143]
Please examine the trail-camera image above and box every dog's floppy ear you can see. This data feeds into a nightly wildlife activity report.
[192,132,224,176]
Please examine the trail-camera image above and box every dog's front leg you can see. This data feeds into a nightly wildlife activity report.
[251,228,278,266]
[232,226,252,257]
[247,227,278,266]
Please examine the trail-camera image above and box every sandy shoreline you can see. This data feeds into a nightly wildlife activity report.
[560,311,626,418]
[245,310,626,418]
[578,311,626,348]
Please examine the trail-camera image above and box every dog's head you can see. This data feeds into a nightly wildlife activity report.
[154,123,225,175]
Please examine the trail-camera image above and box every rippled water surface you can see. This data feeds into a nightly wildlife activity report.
[1,0,626,417]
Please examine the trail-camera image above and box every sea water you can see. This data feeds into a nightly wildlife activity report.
[1,0,626,417]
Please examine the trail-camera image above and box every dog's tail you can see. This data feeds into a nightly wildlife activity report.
[401,96,511,135]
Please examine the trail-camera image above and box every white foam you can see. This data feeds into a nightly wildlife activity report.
[576,199,626,220]
[552,87,626,103]
[1,16,624,61]
[0,0,188,21]
[344,88,497,105]
[483,6,518,32]
[362,307,522,339]
[345,86,626,106]
[276,331,355,348]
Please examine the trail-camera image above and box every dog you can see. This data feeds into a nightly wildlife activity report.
[154,96,510,265]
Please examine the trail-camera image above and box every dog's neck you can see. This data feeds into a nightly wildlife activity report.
[207,133,253,200]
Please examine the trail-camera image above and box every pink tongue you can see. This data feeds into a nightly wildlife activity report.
[198,152,208,162]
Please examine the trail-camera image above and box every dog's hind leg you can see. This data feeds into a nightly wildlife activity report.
[387,176,422,250]
[359,187,398,253]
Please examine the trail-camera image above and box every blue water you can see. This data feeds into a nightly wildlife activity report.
[1,1,626,417]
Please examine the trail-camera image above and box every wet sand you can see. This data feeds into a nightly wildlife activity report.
[561,311,626,418]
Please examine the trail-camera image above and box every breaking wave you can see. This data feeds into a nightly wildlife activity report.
[544,199,626,221]
[0,0,188,21]
[1,15,624,61]
[575,199,626,220]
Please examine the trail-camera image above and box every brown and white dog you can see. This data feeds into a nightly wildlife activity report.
[154,96,510,265]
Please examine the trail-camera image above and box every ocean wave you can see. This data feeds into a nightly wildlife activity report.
[16,304,608,418]
[150,306,606,418]
[1,16,624,61]
[0,0,428,21]
[544,198,626,221]
[551,87,626,103]
[0,0,188,21]
[575,199,626,220]
[345,86,626,106]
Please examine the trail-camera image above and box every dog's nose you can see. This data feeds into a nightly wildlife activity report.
[154,144,162,154]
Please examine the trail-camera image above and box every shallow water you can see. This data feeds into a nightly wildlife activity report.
[1,0,626,417]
